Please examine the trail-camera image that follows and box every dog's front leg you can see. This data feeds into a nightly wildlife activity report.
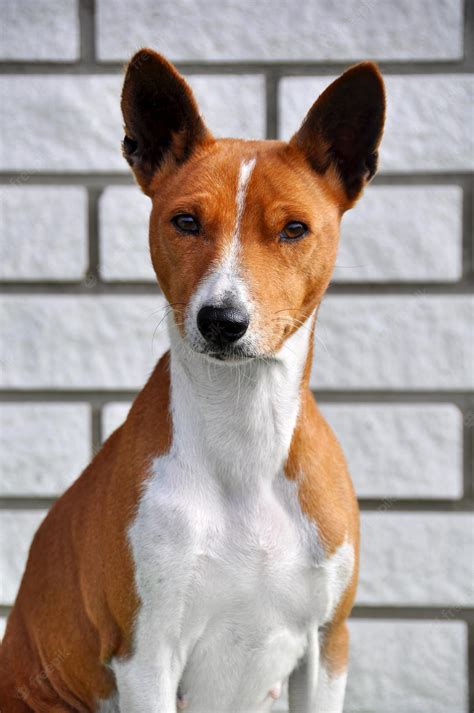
[313,621,349,713]
[289,622,349,713]
[287,630,320,712]
[113,647,181,713]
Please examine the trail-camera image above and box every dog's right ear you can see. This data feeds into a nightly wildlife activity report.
[121,49,212,195]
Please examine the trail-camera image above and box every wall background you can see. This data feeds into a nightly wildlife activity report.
[0,0,473,710]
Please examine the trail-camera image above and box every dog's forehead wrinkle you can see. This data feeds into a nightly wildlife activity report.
[165,148,260,218]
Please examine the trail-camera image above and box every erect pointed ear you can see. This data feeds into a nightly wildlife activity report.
[290,63,385,207]
[121,49,213,194]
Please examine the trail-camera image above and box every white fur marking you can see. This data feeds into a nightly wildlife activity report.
[184,158,256,353]
[111,315,354,712]
[315,665,348,712]
[231,157,256,254]
[96,694,119,712]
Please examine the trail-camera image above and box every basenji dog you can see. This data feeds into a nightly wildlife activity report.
[0,49,385,712]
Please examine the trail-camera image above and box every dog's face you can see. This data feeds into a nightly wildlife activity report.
[121,50,385,361]
[147,140,343,360]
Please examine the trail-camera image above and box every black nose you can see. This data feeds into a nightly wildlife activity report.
[197,305,249,345]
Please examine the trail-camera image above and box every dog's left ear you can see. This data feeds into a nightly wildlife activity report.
[121,48,213,195]
[290,63,385,207]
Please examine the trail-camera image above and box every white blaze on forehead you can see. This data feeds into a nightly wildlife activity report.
[229,157,256,258]
[196,157,256,302]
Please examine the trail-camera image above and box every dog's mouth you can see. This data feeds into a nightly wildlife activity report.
[186,334,264,363]
[202,344,258,364]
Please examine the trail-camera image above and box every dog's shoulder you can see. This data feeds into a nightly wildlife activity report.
[285,389,359,626]
[286,389,359,557]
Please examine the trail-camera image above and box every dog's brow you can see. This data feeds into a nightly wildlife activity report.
[168,191,216,210]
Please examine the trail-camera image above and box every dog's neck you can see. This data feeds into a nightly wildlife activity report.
[167,315,314,487]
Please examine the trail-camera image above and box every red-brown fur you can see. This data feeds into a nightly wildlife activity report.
[0,49,384,710]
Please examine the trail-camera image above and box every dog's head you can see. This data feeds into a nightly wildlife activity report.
[121,49,385,362]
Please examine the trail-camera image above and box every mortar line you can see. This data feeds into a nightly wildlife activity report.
[90,403,102,458]
[351,605,474,621]
[0,59,473,75]
[462,178,473,279]
[0,390,472,403]
[358,500,474,512]
[79,0,96,63]
[463,0,474,65]
[264,69,279,140]
[468,622,474,712]
[86,186,102,286]
[0,497,472,512]
[0,603,472,619]
[0,173,472,186]
[464,416,474,500]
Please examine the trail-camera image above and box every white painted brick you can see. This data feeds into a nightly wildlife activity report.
[0,0,79,61]
[0,75,124,173]
[312,295,474,390]
[190,75,265,140]
[275,620,468,713]
[345,620,468,713]
[0,186,88,281]
[280,75,474,172]
[1,296,471,390]
[0,74,265,172]
[0,510,46,605]
[321,404,463,499]
[358,513,474,606]
[0,296,169,390]
[336,186,463,283]
[0,403,90,496]
[100,185,463,284]
[102,402,131,440]
[99,187,154,281]
[97,0,463,61]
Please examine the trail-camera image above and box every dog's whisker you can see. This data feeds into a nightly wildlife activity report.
[314,332,330,355]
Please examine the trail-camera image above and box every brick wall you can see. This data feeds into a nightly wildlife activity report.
[0,1,473,710]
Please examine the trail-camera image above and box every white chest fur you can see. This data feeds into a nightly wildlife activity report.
[112,321,353,712]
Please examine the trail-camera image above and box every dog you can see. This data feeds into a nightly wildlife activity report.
[0,49,385,712]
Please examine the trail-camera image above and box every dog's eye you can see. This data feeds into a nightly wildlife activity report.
[280,221,308,242]
[172,214,200,234]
